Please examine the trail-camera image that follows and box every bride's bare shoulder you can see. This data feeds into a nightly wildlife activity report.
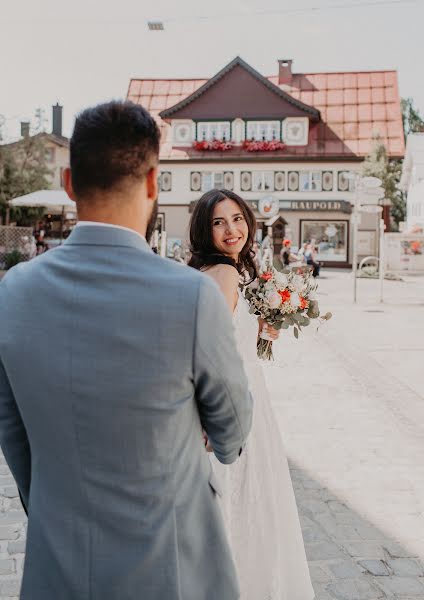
[202,264,239,311]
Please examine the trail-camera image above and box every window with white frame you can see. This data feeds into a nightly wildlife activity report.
[201,171,224,192]
[246,121,281,141]
[252,171,274,192]
[299,171,322,192]
[197,122,231,142]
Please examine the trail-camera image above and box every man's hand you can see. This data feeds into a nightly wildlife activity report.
[202,430,214,453]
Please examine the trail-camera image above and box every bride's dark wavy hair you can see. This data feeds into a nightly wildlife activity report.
[188,189,258,284]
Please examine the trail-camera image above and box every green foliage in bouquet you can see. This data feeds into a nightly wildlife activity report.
[244,267,332,360]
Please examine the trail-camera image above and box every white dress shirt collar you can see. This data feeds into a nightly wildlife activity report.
[76,221,146,242]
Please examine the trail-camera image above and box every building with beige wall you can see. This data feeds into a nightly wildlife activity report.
[128,56,404,266]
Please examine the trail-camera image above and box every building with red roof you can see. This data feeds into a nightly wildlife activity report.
[127,57,404,266]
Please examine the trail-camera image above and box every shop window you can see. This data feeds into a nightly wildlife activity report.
[252,171,274,192]
[300,220,348,263]
[201,171,224,192]
[246,121,281,142]
[197,122,231,142]
[299,171,322,192]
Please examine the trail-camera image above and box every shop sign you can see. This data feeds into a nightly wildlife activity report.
[280,200,351,213]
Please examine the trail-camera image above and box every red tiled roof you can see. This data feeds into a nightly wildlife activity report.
[127,64,404,160]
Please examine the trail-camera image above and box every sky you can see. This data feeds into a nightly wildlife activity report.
[1,0,423,141]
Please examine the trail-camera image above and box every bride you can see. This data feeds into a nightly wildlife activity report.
[188,189,314,600]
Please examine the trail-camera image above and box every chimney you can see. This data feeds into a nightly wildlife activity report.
[278,59,293,85]
[20,121,30,138]
[52,103,63,137]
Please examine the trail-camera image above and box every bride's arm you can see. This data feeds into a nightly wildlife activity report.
[203,264,239,313]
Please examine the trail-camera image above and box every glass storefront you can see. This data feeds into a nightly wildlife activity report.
[300,220,348,263]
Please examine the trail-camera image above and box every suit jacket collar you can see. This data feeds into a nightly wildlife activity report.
[64,224,151,253]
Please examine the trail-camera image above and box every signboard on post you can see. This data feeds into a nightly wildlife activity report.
[258,195,280,218]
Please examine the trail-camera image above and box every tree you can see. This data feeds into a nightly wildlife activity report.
[0,135,52,225]
[401,97,424,139]
[361,135,405,231]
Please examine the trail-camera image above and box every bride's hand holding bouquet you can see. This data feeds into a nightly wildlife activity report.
[244,266,332,360]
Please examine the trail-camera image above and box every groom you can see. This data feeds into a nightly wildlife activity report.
[0,101,252,599]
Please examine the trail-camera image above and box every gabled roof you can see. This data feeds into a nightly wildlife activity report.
[2,132,69,149]
[127,58,405,160]
[159,56,320,121]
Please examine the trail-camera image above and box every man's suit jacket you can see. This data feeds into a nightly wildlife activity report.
[0,225,253,600]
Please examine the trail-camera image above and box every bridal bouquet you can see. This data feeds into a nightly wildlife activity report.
[244,267,332,360]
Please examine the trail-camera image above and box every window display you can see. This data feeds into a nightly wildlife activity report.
[301,220,348,263]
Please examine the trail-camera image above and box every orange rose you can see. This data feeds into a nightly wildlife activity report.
[300,297,309,310]
[261,272,273,281]
[278,289,291,303]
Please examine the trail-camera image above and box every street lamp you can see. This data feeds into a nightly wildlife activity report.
[346,174,383,303]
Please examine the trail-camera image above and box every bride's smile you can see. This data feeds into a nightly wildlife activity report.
[211,198,249,259]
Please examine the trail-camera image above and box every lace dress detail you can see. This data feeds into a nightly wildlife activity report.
[210,291,315,600]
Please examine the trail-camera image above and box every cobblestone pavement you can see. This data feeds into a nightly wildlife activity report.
[0,270,423,599]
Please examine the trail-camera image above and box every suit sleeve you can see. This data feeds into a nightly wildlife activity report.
[193,277,253,464]
[0,359,31,511]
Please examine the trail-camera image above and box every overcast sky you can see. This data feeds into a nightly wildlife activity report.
[1,0,422,140]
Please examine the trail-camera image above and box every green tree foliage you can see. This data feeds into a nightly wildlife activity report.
[361,135,405,230]
[401,97,424,139]
[0,135,51,225]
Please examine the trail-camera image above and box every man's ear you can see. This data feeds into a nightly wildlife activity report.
[63,168,76,201]
[146,166,159,202]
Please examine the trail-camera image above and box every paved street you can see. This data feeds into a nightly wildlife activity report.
[0,269,424,598]
[266,269,424,599]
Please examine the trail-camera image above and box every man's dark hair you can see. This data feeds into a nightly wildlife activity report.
[70,101,160,198]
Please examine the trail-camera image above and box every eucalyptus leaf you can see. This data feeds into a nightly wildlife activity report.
[293,327,299,339]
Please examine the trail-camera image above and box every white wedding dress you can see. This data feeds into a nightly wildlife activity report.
[210,289,315,600]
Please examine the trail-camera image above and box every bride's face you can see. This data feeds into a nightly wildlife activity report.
[211,199,249,259]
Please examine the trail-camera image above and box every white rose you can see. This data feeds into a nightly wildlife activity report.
[275,272,288,288]
[248,280,259,291]
[291,274,305,294]
[266,291,282,309]
[290,292,301,309]
[264,281,277,292]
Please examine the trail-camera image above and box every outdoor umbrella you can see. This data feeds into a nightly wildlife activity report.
[9,190,76,239]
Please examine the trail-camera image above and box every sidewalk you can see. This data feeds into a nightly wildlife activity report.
[265,269,424,599]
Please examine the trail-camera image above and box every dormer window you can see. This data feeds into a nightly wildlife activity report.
[246,121,281,142]
[197,121,231,142]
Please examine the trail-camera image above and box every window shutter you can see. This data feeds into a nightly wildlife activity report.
[288,171,299,192]
[322,171,333,191]
[337,171,349,192]
[190,172,201,192]
[274,171,285,191]
[223,172,234,190]
[161,171,172,192]
[240,171,252,192]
